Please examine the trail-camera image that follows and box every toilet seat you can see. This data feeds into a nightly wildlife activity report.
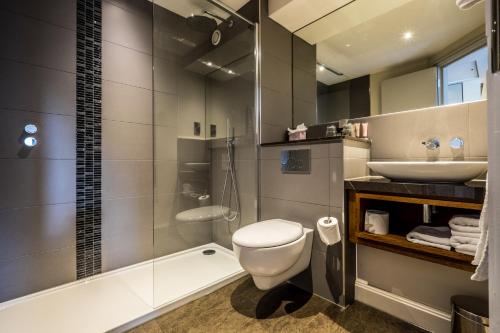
[232,219,303,248]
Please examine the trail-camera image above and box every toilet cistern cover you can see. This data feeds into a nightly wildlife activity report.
[232,219,303,248]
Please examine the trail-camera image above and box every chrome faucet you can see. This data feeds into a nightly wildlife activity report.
[422,137,440,150]
[449,137,464,150]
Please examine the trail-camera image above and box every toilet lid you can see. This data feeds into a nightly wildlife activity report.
[232,219,303,248]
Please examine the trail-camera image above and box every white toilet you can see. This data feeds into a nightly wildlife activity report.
[232,219,313,290]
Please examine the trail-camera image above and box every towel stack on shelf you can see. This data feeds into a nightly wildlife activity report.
[449,215,480,256]
[406,225,452,250]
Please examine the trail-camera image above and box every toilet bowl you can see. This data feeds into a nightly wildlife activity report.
[232,219,313,290]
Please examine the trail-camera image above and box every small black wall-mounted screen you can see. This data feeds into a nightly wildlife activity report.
[493,0,500,73]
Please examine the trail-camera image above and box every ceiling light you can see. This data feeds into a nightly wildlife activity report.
[318,65,325,72]
[207,61,212,67]
[345,44,351,48]
[403,31,414,41]
[228,70,234,74]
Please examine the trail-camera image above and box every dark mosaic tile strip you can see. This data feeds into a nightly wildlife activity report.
[76,0,102,279]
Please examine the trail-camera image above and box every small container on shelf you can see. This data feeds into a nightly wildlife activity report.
[287,123,307,141]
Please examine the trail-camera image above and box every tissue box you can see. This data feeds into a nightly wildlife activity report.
[289,130,306,141]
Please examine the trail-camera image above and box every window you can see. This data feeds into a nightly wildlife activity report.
[440,46,488,105]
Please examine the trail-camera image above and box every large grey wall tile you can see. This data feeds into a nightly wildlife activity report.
[260,158,329,205]
[102,120,152,160]
[154,193,179,228]
[293,68,316,103]
[261,53,292,95]
[154,91,178,127]
[0,109,75,159]
[261,123,286,144]
[0,159,75,209]
[261,16,292,64]
[154,223,212,257]
[154,160,178,195]
[468,100,487,158]
[103,40,152,89]
[153,56,177,94]
[102,228,153,272]
[0,0,76,30]
[155,126,178,161]
[0,11,75,72]
[293,97,316,126]
[292,36,316,74]
[343,158,369,179]
[329,143,343,158]
[260,196,329,253]
[0,60,76,116]
[260,144,328,160]
[103,80,152,124]
[261,87,292,128]
[0,203,75,262]
[102,196,153,238]
[0,247,76,303]
[102,160,153,199]
[103,0,152,54]
[330,157,344,208]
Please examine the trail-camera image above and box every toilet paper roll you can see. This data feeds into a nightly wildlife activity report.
[317,217,341,245]
[364,210,389,235]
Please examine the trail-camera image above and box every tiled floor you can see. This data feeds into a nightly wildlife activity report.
[128,277,427,333]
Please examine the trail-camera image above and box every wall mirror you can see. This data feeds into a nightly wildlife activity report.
[291,0,487,126]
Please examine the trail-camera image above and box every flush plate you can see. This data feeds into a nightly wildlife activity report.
[280,149,310,174]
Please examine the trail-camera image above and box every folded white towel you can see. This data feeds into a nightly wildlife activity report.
[456,248,477,256]
[451,236,479,247]
[449,215,480,227]
[407,226,451,250]
[451,230,481,238]
[453,243,477,255]
[449,224,480,234]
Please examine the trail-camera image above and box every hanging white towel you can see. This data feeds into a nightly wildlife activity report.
[456,0,484,10]
[471,176,489,281]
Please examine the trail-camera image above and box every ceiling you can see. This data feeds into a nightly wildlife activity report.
[292,0,485,85]
[153,0,250,20]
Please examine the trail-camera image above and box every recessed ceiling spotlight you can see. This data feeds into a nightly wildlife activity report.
[345,44,351,48]
[228,70,234,74]
[207,61,212,67]
[318,65,325,72]
[403,31,414,41]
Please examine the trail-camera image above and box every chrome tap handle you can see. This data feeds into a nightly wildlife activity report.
[421,138,440,150]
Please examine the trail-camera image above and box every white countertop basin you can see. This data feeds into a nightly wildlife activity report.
[366,161,487,183]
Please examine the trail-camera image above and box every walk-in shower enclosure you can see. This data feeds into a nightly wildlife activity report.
[0,0,258,327]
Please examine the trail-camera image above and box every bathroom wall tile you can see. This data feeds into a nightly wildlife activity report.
[468,100,488,158]
[102,195,153,239]
[103,80,153,124]
[153,223,212,258]
[0,109,75,160]
[235,159,258,197]
[329,143,343,158]
[293,68,316,103]
[0,159,75,210]
[178,70,206,138]
[292,36,316,74]
[261,16,292,64]
[261,123,287,144]
[0,247,76,303]
[102,228,153,272]
[154,160,178,195]
[0,11,75,72]
[178,139,209,163]
[260,196,330,253]
[260,144,329,160]
[260,158,330,206]
[0,203,76,262]
[154,193,179,229]
[154,126,178,161]
[102,160,153,199]
[103,0,152,54]
[366,103,469,160]
[0,60,76,116]
[0,0,76,30]
[261,52,292,95]
[154,91,178,127]
[103,40,152,89]
[293,97,316,126]
[153,56,177,94]
[261,87,292,128]
[330,157,344,208]
[343,158,369,179]
[344,145,370,159]
[102,120,153,160]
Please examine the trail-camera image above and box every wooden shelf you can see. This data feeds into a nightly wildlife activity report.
[348,191,481,272]
[356,232,475,271]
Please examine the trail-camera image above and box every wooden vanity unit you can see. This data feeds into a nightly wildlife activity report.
[345,177,486,272]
